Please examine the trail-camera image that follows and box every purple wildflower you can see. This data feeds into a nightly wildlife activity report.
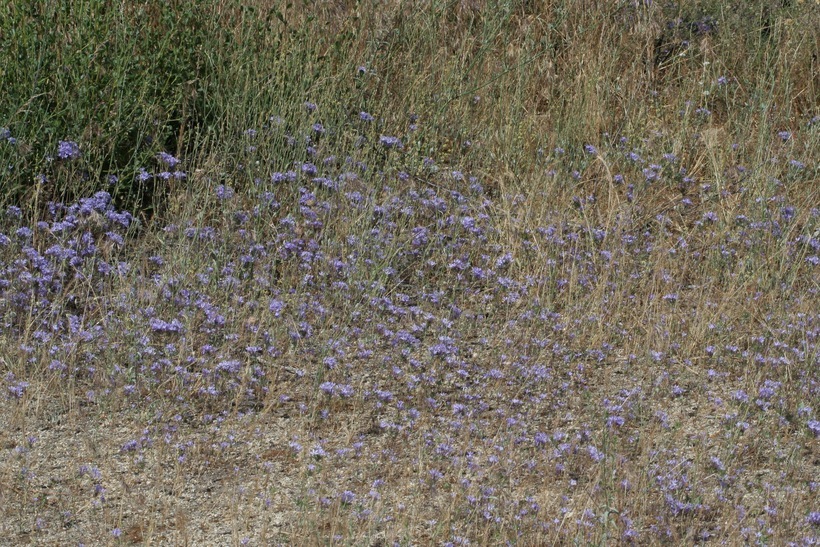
[157,152,180,167]
[379,135,403,149]
[588,445,605,462]
[8,381,29,398]
[57,140,81,160]
[301,162,318,176]
[269,298,284,317]
[215,360,241,374]
[149,318,183,333]
[607,416,625,428]
[215,185,234,200]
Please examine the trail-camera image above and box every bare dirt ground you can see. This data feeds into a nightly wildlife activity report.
[1,396,301,546]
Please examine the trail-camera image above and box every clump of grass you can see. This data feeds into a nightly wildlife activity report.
[1,0,818,545]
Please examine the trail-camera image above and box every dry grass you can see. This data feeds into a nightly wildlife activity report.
[1,0,818,545]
